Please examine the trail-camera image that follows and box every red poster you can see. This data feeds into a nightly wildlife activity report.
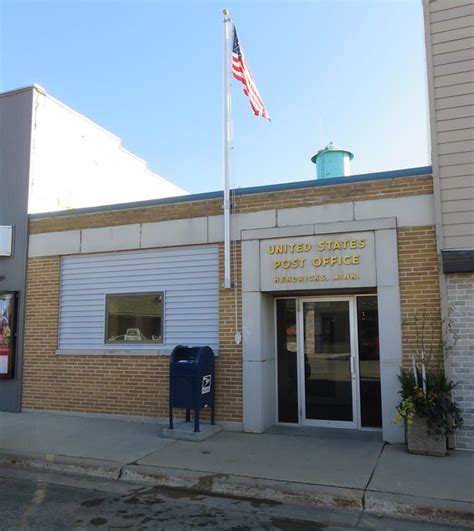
[0,292,16,379]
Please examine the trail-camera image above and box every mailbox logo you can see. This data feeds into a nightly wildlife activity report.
[201,374,212,394]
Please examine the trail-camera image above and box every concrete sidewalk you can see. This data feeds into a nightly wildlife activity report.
[0,411,473,527]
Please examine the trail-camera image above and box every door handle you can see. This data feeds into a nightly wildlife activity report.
[350,355,354,376]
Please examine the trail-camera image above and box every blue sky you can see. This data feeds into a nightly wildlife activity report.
[0,0,430,194]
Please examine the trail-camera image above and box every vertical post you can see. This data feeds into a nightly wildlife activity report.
[223,9,232,289]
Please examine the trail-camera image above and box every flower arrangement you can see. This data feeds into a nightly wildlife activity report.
[394,368,463,437]
[393,308,463,451]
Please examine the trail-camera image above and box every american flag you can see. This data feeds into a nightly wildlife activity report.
[231,26,270,121]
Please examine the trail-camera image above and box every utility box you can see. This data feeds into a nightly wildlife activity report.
[169,345,215,432]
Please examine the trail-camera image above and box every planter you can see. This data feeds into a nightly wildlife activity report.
[406,416,447,456]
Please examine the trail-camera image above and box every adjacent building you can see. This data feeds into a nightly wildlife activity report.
[0,85,185,412]
[423,0,474,449]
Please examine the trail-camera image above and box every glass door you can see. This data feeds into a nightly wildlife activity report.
[299,298,357,428]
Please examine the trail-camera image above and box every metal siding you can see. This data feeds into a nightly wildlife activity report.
[433,37,474,55]
[441,186,474,201]
[442,235,474,248]
[443,211,474,224]
[430,2,474,22]
[430,1,473,14]
[439,163,474,177]
[0,88,33,411]
[431,26,474,45]
[436,104,474,121]
[425,0,474,250]
[435,82,474,98]
[441,199,474,213]
[440,175,474,189]
[437,139,474,154]
[58,246,219,351]
[434,72,474,88]
[444,222,474,237]
[436,95,474,110]
[431,15,474,34]
[438,128,474,142]
[433,47,474,66]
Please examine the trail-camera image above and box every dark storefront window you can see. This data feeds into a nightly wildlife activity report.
[357,296,382,427]
[276,299,298,423]
[106,293,163,343]
[0,292,17,379]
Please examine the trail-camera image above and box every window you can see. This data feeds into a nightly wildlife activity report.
[105,293,163,344]
[0,292,17,379]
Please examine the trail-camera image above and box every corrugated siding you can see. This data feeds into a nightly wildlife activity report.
[59,246,219,351]
[0,88,33,411]
[427,0,474,249]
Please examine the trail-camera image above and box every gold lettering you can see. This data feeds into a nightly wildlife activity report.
[349,240,357,249]
[353,255,360,264]
[273,260,281,269]
[296,243,303,252]
[333,241,341,250]
[304,243,312,252]
[358,239,366,249]
[318,241,325,251]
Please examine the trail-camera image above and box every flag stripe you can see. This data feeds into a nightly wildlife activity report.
[231,25,270,120]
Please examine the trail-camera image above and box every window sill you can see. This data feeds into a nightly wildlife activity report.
[56,348,220,357]
[56,349,171,356]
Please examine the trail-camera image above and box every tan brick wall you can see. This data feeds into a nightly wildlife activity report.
[23,174,441,420]
[22,245,243,422]
[398,226,442,368]
[29,175,432,234]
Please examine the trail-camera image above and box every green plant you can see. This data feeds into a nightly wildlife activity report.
[394,368,463,437]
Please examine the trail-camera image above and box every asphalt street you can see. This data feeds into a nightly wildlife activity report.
[0,466,467,531]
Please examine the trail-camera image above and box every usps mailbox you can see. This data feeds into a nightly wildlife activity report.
[169,345,215,433]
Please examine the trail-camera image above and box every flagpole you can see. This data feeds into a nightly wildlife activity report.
[223,8,232,289]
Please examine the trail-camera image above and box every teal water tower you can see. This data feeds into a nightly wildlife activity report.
[311,142,354,180]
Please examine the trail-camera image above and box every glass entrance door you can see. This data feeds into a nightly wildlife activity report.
[299,298,357,428]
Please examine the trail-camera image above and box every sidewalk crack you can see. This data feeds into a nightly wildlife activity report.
[117,463,125,481]
[361,442,385,516]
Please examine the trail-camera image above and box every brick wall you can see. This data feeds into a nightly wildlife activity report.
[22,244,243,422]
[398,226,442,367]
[447,273,474,450]
[29,175,432,234]
[22,174,442,422]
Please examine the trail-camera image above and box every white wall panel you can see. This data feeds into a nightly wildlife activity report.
[29,90,186,214]
[58,246,219,352]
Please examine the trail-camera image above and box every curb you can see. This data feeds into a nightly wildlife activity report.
[365,490,474,528]
[1,450,473,527]
[121,464,364,510]
[0,449,122,480]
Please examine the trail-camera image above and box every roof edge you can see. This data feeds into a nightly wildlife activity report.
[29,165,433,221]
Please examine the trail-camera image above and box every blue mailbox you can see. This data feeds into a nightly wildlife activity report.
[169,345,215,433]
